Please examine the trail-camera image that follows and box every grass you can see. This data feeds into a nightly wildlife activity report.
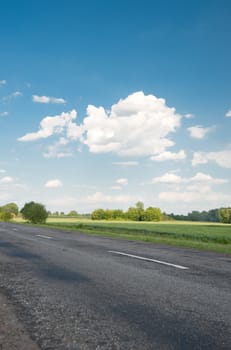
[13,217,231,254]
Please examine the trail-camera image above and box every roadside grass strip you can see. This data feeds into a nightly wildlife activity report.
[13,218,231,254]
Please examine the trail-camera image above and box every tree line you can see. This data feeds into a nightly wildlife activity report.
[0,201,231,224]
[91,202,162,221]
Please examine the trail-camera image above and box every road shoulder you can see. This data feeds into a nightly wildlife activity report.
[0,291,40,350]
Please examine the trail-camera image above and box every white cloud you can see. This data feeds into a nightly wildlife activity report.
[85,191,133,204]
[112,161,139,166]
[12,91,23,97]
[0,176,14,184]
[116,178,128,186]
[187,125,212,139]
[159,190,231,203]
[0,112,9,117]
[45,179,63,188]
[192,150,231,168]
[2,91,23,102]
[0,169,6,173]
[18,110,81,142]
[152,172,182,184]
[43,138,72,158]
[225,110,231,117]
[0,80,6,86]
[151,171,228,186]
[189,172,228,184]
[150,150,186,162]
[18,92,182,158]
[184,113,194,119]
[83,91,181,156]
[32,95,66,104]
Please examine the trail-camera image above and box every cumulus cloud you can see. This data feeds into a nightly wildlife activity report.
[83,91,181,156]
[225,110,231,117]
[192,150,231,168]
[116,178,128,186]
[150,150,186,162]
[187,125,212,139]
[32,95,66,104]
[18,110,82,142]
[45,179,63,188]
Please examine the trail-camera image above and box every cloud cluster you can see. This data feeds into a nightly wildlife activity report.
[19,91,181,157]
[225,110,231,117]
[159,190,231,203]
[152,172,228,185]
[155,171,230,205]
[192,150,231,168]
[32,95,66,104]
[18,110,83,142]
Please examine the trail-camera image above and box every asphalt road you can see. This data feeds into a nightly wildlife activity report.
[0,222,230,350]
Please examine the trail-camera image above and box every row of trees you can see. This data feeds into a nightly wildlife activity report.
[92,202,162,221]
[168,208,231,223]
[0,201,231,224]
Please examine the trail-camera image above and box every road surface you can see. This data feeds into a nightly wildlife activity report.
[0,222,230,349]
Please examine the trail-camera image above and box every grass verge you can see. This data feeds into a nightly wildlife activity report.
[14,218,231,254]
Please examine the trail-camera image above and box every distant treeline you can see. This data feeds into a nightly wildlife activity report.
[0,201,231,224]
[167,208,231,223]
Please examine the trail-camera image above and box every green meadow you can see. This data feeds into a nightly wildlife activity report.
[14,217,231,254]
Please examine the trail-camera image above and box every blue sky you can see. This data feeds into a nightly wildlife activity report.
[0,0,230,214]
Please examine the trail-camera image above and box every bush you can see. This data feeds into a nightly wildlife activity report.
[0,211,13,222]
[21,201,48,224]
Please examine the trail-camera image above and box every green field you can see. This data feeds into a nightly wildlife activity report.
[14,217,231,254]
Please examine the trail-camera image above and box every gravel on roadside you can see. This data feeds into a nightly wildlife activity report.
[0,292,40,350]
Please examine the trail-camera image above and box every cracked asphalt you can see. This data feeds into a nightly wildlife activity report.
[0,222,230,349]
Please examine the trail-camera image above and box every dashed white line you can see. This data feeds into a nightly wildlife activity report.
[36,234,53,240]
[109,250,189,270]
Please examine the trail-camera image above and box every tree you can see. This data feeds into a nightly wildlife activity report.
[91,209,107,220]
[219,208,231,224]
[1,202,19,216]
[21,202,48,224]
[67,210,78,217]
[0,211,13,222]
[143,207,162,221]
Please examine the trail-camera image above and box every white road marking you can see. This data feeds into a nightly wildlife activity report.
[13,228,18,231]
[36,234,53,240]
[109,250,189,270]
